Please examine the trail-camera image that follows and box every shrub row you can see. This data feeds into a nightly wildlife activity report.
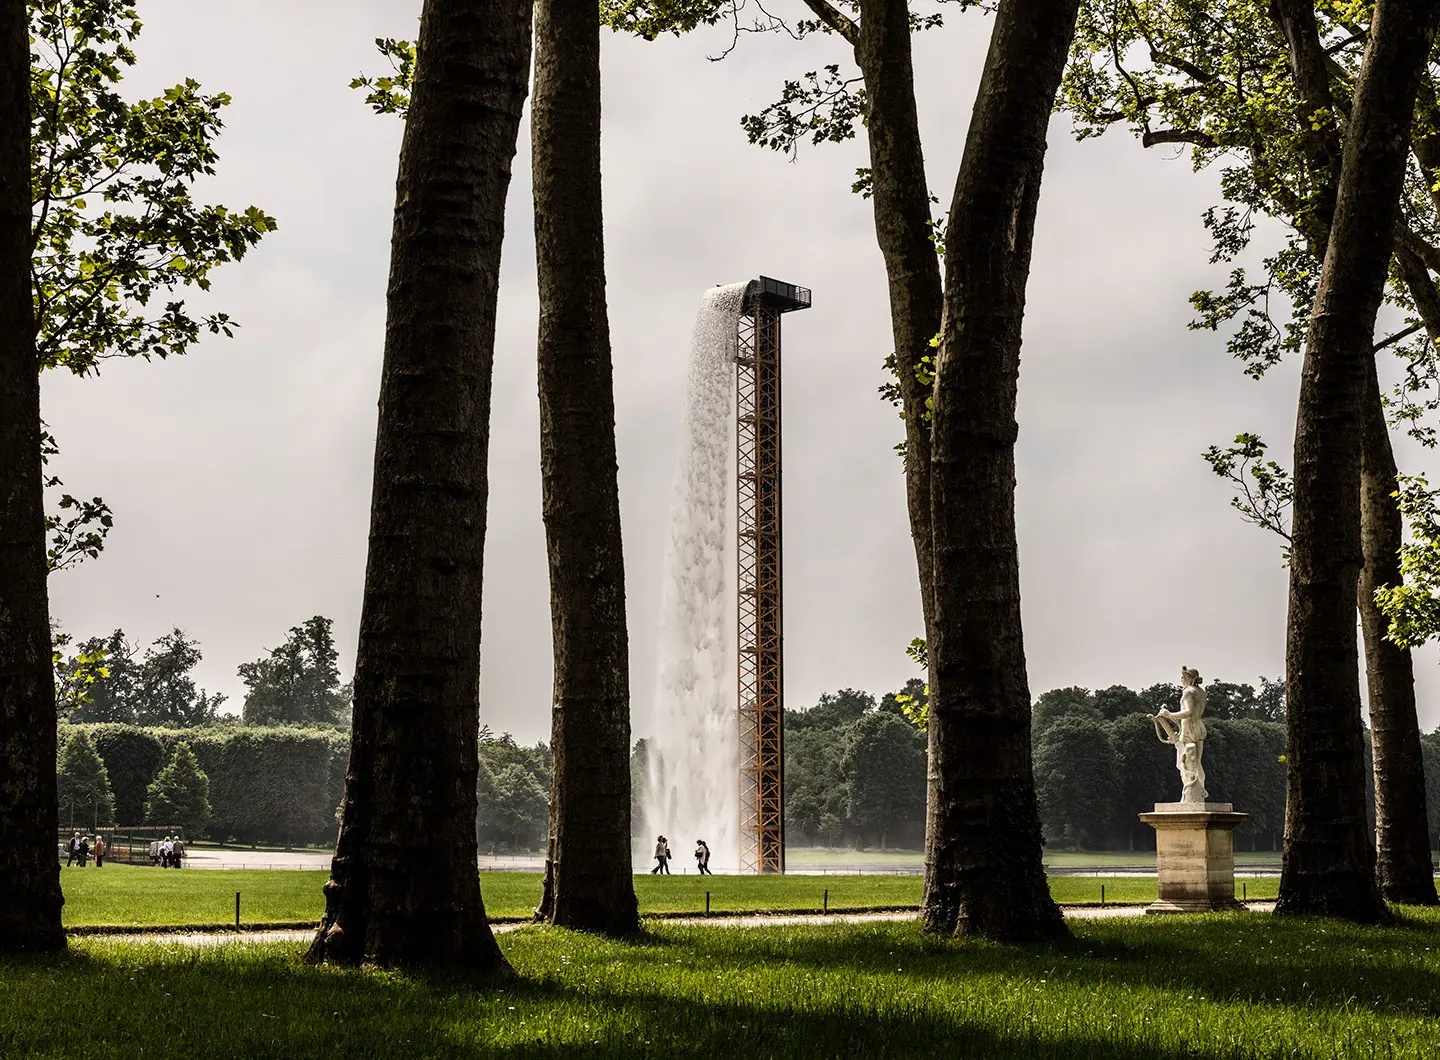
[61,723,349,845]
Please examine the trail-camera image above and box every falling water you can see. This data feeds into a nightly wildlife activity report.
[642,281,750,872]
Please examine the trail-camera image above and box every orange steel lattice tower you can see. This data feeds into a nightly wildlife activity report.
[737,276,810,874]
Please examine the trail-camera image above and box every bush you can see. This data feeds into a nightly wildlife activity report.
[145,742,211,837]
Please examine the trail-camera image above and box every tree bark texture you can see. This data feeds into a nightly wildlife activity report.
[1275,0,1439,921]
[1359,359,1438,904]
[921,0,1079,941]
[307,0,532,967]
[1273,0,1436,905]
[531,0,640,935]
[0,0,65,954]
[854,0,944,641]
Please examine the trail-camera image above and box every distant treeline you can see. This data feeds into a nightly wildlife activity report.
[1033,681,1287,850]
[57,721,553,850]
[55,616,352,727]
[772,676,1440,852]
[59,723,348,845]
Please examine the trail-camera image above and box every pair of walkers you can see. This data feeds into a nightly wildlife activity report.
[651,835,712,875]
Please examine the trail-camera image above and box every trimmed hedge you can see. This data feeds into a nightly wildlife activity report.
[60,723,348,846]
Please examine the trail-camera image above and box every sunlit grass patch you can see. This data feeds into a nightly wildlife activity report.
[6,911,1440,1058]
[59,867,1290,931]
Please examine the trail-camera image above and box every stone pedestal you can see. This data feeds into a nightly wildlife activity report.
[1138,803,1248,914]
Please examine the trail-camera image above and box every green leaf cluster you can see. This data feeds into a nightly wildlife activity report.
[30,0,277,376]
[348,37,414,118]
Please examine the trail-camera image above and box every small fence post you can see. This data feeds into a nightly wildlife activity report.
[235,892,241,929]
[1242,882,1247,902]
[705,891,710,916]
[1101,884,1105,908]
[824,889,829,914]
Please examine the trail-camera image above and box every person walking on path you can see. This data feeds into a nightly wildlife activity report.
[651,835,671,875]
[160,835,173,869]
[93,834,106,867]
[694,839,712,875]
[66,831,81,866]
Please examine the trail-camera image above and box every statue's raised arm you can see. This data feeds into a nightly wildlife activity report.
[1151,665,1208,803]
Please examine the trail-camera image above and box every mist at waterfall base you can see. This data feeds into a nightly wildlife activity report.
[640,282,748,873]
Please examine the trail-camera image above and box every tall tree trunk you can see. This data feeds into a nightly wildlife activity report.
[1273,0,1437,908]
[921,0,1079,941]
[307,0,532,967]
[1359,359,1439,904]
[1275,0,1438,921]
[0,0,65,955]
[853,0,944,640]
[530,0,639,935]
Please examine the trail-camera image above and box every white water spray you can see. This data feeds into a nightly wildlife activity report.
[642,282,750,872]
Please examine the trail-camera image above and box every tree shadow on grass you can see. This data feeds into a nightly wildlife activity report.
[683,911,1440,1021]
[6,914,1438,1060]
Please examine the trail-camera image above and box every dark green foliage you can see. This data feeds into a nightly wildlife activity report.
[238,616,351,727]
[1032,686,1101,742]
[82,723,163,824]
[1110,713,1176,849]
[840,712,926,848]
[55,630,138,723]
[785,685,928,849]
[1091,685,1144,720]
[1422,732,1440,846]
[53,628,226,728]
[55,730,115,828]
[629,738,648,836]
[476,731,551,851]
[173,727,343,845]
[143,742,210,836]
[785,688,874,732]
[134,630,222,727]
[1034,716,1118,849]
[1031,680,1288,849]
[63,723,347,844]
[785,724,847,843]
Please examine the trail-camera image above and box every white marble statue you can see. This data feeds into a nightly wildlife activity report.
[1151,666,1208,803]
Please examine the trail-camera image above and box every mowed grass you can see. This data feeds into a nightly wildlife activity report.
[6,912,1440,1058]
[1043,849,1286,869]
[58,867,1283,929]
[60,868,921,927]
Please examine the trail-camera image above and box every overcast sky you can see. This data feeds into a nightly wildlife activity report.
[41,0,1440,745]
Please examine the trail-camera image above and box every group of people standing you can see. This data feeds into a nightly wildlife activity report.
[64,831,106,867]
[60,832,186,868]
[153,835,185,868]
[650,835,711,875]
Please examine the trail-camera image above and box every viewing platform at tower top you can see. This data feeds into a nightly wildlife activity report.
[746,276,812,314]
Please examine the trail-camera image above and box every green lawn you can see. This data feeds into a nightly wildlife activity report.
[58,866,1286,929]
[5,912,1439,1058]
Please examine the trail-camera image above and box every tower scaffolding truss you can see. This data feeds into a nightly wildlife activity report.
[737,276,810,874]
